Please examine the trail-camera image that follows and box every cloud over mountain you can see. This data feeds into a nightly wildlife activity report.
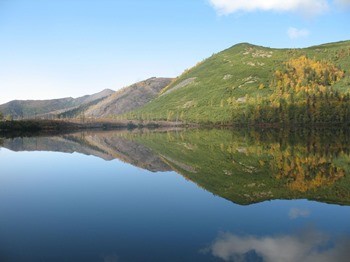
[209,0,329,16]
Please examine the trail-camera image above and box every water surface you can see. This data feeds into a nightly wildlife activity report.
[1,129,350,261]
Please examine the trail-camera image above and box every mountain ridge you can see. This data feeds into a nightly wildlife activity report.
[0,89,115,119]
[0,77,173,120]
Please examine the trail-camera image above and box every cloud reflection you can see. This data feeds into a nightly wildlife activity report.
[205,228,350,262]
[289,207,310,219]
[102,254,121,262]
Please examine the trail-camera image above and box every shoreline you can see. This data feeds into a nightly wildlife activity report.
[0,119,196,135]
[1,119,350,134]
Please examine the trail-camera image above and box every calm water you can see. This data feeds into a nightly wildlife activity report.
[1,129,350,262]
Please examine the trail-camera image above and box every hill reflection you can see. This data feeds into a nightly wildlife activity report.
[2,128,350,205]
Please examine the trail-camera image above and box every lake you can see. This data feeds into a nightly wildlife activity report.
[1,128,350,262]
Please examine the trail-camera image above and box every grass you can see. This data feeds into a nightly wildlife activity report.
[130,41,350,124]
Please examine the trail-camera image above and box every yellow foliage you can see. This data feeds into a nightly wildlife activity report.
[272,56,344,95]
[220,99,225,107]
[274,152,345,192]
[258,83,265,90]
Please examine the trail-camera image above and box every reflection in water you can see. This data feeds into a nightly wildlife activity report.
[2,131,171,172]
[204,228,350,262]
[129,129,350,205]
[2,128,350,205]
[1,129,350,261]
[288,207,310,219]
[102,254,120,262]
[272,144,345,192]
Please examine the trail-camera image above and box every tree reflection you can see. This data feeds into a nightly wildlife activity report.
[2,128,350,205]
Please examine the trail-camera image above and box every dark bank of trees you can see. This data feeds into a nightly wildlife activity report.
[235,90,350,126]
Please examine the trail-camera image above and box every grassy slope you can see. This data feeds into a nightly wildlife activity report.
[134,41,350,123]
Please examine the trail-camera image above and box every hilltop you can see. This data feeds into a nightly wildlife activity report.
[131,41,350,126]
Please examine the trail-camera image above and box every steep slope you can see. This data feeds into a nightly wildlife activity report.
[134,41,350,124]
[0,89,114,119]
[83,77,173,118]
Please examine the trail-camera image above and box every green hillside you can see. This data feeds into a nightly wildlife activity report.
[129,41,350,125]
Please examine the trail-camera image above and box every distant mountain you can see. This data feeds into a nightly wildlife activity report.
[0,89,115,119]
[134,40,350,125]
[0,77,173,120]
[81,77,173,118]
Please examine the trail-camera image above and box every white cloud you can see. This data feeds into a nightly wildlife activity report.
[289,207,311,219]
[287,27,310,39]
[205,229,350,262]
[209,0,329,16]
[334,0,350,6]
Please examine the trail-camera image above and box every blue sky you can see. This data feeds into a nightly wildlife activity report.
[0,0,349,104]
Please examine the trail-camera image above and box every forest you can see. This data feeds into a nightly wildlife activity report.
[229,56,350,126]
